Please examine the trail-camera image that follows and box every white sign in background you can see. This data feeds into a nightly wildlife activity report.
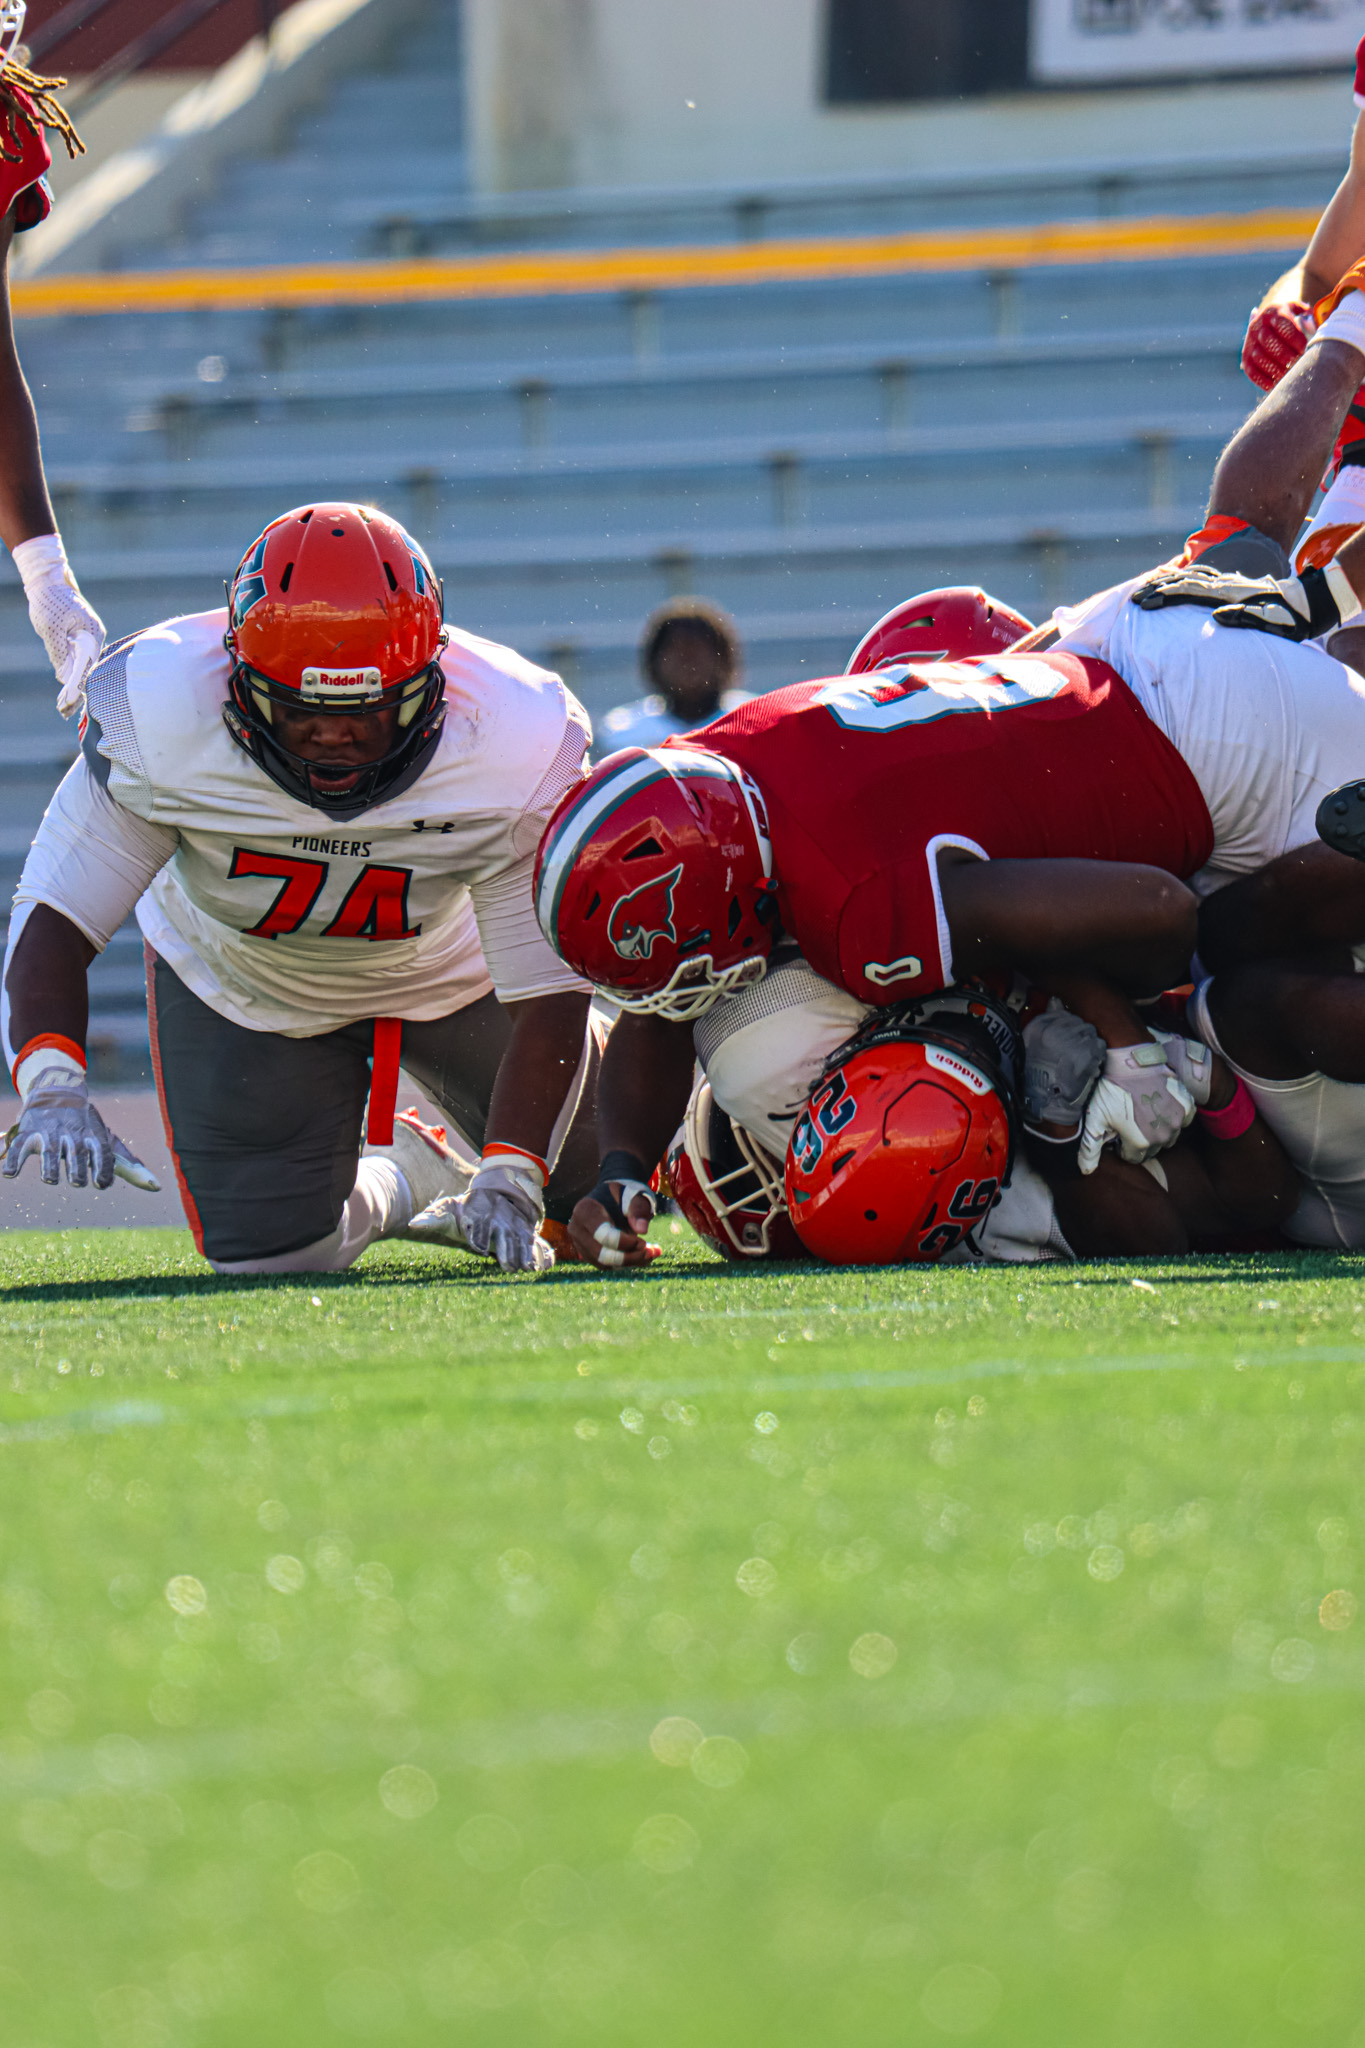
[1031,0,1365,83]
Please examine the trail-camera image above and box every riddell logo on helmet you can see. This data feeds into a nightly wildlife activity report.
[301,666,383,698]
[607,863,685,961]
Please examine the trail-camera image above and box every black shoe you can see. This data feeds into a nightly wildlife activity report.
[1316,781,1365,861]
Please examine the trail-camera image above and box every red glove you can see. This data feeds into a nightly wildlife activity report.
[1241,300,1313,392]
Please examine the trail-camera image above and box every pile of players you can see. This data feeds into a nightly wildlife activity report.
[11,35,1365,1277]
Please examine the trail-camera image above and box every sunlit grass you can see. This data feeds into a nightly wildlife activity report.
[0,1227,1360,2045]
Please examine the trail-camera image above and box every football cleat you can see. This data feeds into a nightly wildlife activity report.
[846,587,1034,674]
[785,988,1020,1266]
[666,1076,803,1260]
[1316,779,1365,863]
[366,1108,474,1238]
[534,744,776,1021]
[223,503,448,820]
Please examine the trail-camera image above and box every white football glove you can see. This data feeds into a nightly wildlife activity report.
[1130,559,1359,642]
[1078,1042,1196,1176]
[2,1065,160,1191]
[12,534,105,716]
[1147,1028,1214,1108]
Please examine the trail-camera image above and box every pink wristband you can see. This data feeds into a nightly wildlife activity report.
[1197,1077,1255,1141]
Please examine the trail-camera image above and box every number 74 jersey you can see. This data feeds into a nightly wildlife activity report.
[57,609,591,1033]
[674,651,1214,1005]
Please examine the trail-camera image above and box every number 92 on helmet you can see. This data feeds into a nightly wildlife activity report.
[784,989,1021,1265]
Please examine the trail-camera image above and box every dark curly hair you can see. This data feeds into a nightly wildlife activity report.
[640,597,740,687]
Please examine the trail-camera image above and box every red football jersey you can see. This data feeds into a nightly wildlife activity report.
[1355,32,1365,109]
[670,650,1214,1006]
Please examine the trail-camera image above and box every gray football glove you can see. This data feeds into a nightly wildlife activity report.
[2,1071,160,1191]
[1022,1008,1105,1130]
[409,1159,553,1274]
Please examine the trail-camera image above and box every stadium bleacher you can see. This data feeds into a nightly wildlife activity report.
[0,0,1340,1076]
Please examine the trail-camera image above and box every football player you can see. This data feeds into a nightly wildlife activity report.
[0,9,104,706]
[1,503,598,1275]
[538,270,1365,1271]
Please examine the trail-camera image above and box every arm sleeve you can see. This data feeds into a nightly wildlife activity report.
[12,755,178,951]
[469,854,592,1004]
[509,692,592,861]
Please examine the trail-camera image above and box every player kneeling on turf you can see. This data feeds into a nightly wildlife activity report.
[2,503,598,1274]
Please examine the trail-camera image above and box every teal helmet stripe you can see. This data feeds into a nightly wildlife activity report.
[536,753,674,944]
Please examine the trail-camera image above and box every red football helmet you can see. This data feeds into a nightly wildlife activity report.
[846,587,1034,674]
[0,48,54,231]
[534,745,776,1020]
[666,1077,803,1260]
[785,988,1020,1265]
[222,503,447,819]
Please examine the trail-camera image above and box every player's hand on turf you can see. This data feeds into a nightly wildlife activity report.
[458,1160,555,1273]
[1241,300,1313,392]
[2,1072,160,1191]
[1131,562,1354,641]
[1077,1042,1196,1176]
[568,1152,662,1268]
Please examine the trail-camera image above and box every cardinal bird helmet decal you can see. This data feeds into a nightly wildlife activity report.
[533,745,775,1021]
[607,863,687,960]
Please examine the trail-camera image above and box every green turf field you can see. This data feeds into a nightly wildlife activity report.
[0,1226,1359,2047]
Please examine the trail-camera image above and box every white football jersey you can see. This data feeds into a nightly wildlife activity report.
[66,609,590,1035]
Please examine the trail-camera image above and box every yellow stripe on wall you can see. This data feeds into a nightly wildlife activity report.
[11,206,1317,319]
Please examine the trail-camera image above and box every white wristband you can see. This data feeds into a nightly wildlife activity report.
[1309,292,1365,364]
[15,1046,85,1099]
[11,531,73,594]
[1323,554,1363,624]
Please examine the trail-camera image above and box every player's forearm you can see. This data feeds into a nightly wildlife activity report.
[595,1009,695,1172]
[1206,337,1364,552]
[3,902,94,1066]
[940,854,1197,997]
[1302,119,1365,307]
[1026,970,1149,1051]
[1256,262,1310,315]
[484,990,592,1158]
[1048,1154,1187,1258]
[0,229,56,550]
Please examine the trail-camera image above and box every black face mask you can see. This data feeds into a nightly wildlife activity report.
[221,661,446,821]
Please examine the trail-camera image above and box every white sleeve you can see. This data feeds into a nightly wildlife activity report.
[469,854,591,1003]
[509,692,592,860]
[12,755,178,951]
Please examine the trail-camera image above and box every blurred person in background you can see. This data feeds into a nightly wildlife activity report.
[594,597,750,757]
[0,9,104,712]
